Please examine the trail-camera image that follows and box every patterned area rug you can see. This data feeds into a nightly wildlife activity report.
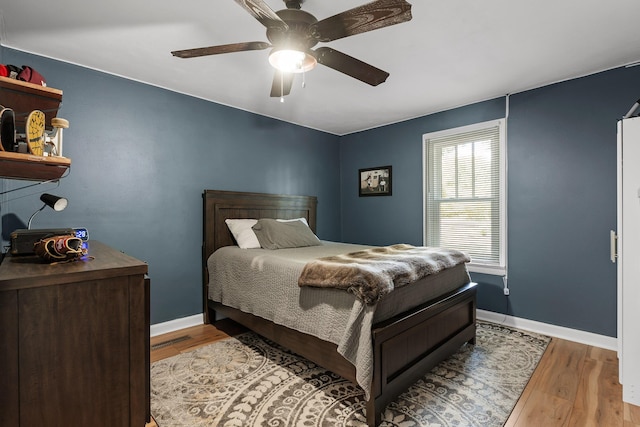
[151,321,550,427]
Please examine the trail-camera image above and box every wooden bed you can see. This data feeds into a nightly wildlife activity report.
[202,189,477,426]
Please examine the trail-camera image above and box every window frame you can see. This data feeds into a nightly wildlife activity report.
[422,118,507,276]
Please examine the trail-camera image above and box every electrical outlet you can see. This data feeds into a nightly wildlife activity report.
[503,288,510,296]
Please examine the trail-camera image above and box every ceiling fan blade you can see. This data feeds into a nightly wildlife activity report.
[270,70,294,97]
[310,0,412,42]
[171,41,271,58]
[233,0,289,30]
[314,47,389,86]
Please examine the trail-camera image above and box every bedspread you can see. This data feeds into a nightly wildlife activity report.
[298,244,470,304]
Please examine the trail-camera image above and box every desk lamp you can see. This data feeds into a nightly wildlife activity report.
[27,193,68,229]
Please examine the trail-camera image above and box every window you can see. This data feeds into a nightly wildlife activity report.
[423,119,506,275]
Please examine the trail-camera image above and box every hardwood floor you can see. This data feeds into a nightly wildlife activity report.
[506,337,640,427]
[149,320,640,427]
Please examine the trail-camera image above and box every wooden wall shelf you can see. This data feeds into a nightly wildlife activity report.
[0,151,70,181]
[0,76,63,132]
[0,76,69,181]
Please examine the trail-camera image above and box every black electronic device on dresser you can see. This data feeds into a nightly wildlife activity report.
[0,241,150,427]
[9,226,90,255]
[9,228,75,255]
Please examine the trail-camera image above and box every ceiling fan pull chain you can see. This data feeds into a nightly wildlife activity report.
[302,71,306,88]
[280,71,285,103]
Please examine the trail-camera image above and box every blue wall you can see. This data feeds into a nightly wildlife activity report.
[340,66,640,337]
[0,47,341,324]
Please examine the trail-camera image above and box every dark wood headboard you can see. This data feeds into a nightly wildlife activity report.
[203,189,318,260]
[202,190,317,318]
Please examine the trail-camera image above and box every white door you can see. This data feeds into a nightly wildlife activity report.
[618,116,640,406]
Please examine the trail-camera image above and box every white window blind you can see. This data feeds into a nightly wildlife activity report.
[423,119,506,275]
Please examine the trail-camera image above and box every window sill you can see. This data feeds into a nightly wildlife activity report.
[467,264,506,276]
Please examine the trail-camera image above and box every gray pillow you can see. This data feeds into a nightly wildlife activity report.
[251,218,321,249]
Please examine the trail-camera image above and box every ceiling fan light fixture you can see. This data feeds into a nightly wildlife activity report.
[269,48,316,73]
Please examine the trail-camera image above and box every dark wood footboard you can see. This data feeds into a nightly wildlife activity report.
[368,282,476,426]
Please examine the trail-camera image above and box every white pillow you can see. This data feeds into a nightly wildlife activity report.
[225,217,311,249]
[225,219,260,249]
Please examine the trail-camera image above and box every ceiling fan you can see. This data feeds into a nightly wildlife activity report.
[171,0,412,98]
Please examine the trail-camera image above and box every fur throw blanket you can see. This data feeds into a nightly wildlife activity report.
[298,244,470,304]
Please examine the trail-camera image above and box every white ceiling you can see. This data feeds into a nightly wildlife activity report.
[1,0,639,135]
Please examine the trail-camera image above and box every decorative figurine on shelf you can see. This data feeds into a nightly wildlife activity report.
[26,110,46,156]
[46,117,69,156]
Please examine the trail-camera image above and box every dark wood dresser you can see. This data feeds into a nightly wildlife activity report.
[0,241,150,426]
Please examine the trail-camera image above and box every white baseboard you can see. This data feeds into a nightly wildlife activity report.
[477,309,617,351]
[149,310,618,351]
[150,313,203,337]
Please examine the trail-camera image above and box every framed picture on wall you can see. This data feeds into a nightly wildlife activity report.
[359,165,392,197]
